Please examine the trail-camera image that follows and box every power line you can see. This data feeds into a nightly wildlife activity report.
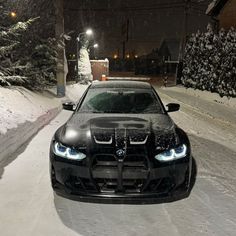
[65,5,207,15]
[64,3,185,12]
[64,0,209,12]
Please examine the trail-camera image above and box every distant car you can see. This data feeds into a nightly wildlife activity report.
[50,81,192,202]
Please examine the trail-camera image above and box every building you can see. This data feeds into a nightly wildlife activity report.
[134,49,160,75]
[158,39,181,74]
[206,0,236,30]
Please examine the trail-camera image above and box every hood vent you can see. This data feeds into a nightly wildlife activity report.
[94,135,113,144]
[129,135,148,145]
[93,129,149,146]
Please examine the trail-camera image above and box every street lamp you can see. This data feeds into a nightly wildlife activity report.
[92,44,99,59]
[88,43,99,50]
[86,29,93,36]
[10,11,17,18]
[88,43,99,59]
[77,29,93,42]
[93,43,98,48]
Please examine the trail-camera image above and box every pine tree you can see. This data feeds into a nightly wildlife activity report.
[0,0,60,90]
[23,38,58,90]
[0,0,36,86]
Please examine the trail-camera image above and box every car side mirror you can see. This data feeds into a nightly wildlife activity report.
[166,103,180,113]
[62,102,76,111]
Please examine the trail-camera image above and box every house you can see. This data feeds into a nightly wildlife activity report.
[158,39,181,74]
[134,39,181,75]
[158,38,180,62]
[206,0,236,30]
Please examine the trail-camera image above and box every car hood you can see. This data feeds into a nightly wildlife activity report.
[55,113,180,150]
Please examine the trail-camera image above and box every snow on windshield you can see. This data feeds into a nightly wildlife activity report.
[79,88,163,114]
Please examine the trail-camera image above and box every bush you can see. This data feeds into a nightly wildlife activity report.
[182,25,236,97]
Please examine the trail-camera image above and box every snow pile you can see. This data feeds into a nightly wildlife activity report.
[0,83,88,161]
[0,84,88,134]
[78,48,92,75]
[78,39,93,84]
[0,87,59,134]
[64,84,88,102]
[161,85,236,109]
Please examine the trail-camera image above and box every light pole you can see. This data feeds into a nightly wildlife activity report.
[76,29,93,79]
[176,0,190,85]
[90,43,99,59]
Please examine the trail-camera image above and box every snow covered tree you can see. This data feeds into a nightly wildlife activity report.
[182,24,236,97]
[0,0,58,90]
[0,0,36,86]
[20,38,57,90]
[78,35,93,84]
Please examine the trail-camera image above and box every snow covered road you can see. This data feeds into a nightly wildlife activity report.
[0,87,236,236]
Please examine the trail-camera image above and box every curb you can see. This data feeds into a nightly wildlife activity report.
[0,106,61,163]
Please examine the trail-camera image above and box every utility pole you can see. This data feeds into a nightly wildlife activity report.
[121,19,129,59]
[54,0,66,97]
[180,0,191,61]
[177,0,190,84]
[122,41,126,59]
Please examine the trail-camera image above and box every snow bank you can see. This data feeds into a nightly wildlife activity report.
[0,87,58,134]
[162,86,236,109]
[62,83,88,102]
[0,84,88,162]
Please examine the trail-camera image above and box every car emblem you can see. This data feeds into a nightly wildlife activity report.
[116,149,125,157]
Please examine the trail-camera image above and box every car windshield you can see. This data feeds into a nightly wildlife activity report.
[79,88,163,114]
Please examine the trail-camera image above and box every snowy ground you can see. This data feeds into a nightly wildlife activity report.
[0,83,236,236]
[0,84,88,162]
[157,86,236,196]
[0,84,87,135]
[0,87,59,134]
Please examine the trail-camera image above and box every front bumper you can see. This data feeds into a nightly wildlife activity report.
[50,152,191,202]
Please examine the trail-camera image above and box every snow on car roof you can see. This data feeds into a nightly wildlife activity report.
[90,80,152,89]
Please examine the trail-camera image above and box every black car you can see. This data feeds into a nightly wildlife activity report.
[50,81,192,203]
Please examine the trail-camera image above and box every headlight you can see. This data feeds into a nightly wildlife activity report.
[53,142,86,161]
[155,144,187,162]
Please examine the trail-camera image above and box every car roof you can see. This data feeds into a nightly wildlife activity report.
[90,80,152,89]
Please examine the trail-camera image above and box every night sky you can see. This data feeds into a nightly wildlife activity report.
[64,0,212,58]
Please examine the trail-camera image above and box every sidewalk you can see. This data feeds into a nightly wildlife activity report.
[155,85,236,127]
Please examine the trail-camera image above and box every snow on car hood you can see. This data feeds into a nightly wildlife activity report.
[55,113,180,149]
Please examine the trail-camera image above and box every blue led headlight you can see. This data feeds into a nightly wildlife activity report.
[53,142,86,161]
[155,144,187,162]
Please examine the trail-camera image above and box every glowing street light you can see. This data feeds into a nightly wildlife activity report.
[86,29,93,36]
[77,28,93,42]
[88,43,98,50]
[10,11,17,18]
